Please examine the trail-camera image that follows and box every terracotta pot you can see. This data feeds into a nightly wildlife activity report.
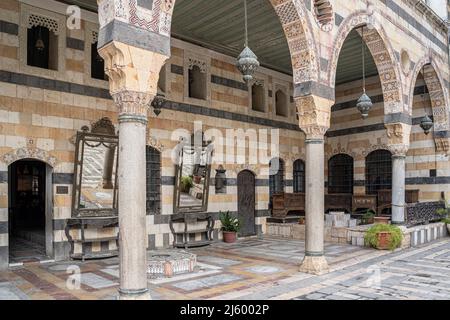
[376,231,392,250]
[374,216,390,224]
[223,231,237,243]
[298,218,305,225]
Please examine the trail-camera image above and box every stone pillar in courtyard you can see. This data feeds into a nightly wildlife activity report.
[96,0,170,300]
[385,123,411,225]
[296,94,334,275]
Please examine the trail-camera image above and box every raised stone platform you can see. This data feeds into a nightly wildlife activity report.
[147,250,197,278]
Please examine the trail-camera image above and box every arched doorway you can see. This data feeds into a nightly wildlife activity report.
[328,154,354,194]
[237,170,256,237]
[8,159,53,263]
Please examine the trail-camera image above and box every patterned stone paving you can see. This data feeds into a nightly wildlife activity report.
[0,237,449,300]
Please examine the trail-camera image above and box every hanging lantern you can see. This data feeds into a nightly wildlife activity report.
[151,94,165,116]
[236,0,259,83]
[35,27,45,51]
[420,114,433,135]
[356,93,373,119]
[237,46,260,83]
[356,25,373,119]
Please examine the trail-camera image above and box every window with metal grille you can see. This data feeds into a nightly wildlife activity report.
[293,159,305,193]
[365,150,392,195]
[146,146,161,215]
[269,158,285,198]
[328,154,354,194]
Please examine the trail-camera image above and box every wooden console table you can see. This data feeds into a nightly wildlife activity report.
[65,216,119,261]
[169,213,215,249]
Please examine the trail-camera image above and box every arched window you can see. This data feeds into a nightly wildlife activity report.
[293,159,305,193]
[27,25,58,70]
[146,146,161,215]
[251,82,265,112]
[365,150,392,195]
[269,158,285,198]
[188,65,206,100]
[275,89,288,117]
[328,154,354,194]
[91,41,107,80]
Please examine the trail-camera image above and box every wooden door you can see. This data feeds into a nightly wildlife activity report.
[237,170,256,237]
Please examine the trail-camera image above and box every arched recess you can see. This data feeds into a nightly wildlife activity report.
[328,154,354,194]
[157,0,320,85]
[328,11,403,114]
[409,57,450,133]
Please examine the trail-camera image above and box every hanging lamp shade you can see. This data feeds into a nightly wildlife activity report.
[35,27,45,51]
[237,46,260,83]
[420,114,433,135]
[356,93,373,119]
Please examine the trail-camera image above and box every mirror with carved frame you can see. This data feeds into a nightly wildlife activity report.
[173,132,213,214]
[72,118,119,217]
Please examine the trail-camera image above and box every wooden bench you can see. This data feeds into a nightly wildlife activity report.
[377,189,420,215]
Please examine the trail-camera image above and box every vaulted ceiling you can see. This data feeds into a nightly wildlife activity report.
[59,0,378,84]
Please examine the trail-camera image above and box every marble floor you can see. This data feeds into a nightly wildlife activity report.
[0,237,449,300]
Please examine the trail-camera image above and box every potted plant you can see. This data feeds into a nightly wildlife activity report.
[364,224,403,250]
[361,210,375,225]
[298,216,305,225]
[180,176,193,193]
[220,211,240,243]
[436,207,450,234]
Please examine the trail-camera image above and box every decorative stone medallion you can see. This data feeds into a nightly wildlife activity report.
[147,250,197,278]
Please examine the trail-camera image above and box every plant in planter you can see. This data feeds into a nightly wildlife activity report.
[361,210,375,225]
[364,224,403,251]
[220,211,241,243]
[298,216,305,225]
[437,207,450,234]
[180,176,193,193]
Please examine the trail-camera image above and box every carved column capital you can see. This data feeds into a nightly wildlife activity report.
[385,122,411,157]
[112,91,154,124]
[295,95,334,141]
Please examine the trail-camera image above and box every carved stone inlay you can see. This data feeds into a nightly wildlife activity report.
[187,57,207,73]
[27,14,59,34]
[1,147,58,167]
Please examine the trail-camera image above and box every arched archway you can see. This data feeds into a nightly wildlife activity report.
[293,159,305,193]
[365,149,392,195]
[328,11,403,114]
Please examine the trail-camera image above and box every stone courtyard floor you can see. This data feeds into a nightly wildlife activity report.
[0,237,450,300]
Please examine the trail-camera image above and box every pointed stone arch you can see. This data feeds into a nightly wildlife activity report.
[328,11,404,115]
[122,0,321,85]
[409,56,449,132]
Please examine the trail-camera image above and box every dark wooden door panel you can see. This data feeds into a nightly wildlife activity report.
[237,170,256,237]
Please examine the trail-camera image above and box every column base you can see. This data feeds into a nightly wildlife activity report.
[299,255,330,275]
[118,288,151,300]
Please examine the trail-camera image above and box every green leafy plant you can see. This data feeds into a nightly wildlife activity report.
[364,224,403,251]
[437,208,450,223]
[219,211,241,232]
[361,210,375,225]
[180,176,193,193]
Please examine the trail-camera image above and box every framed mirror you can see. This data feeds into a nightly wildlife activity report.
[72,118,119,217]
[173,134,213,214]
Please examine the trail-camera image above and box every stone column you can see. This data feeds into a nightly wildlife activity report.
[386,123,411,225]
[296,95,333,275]
[98,41,167,300]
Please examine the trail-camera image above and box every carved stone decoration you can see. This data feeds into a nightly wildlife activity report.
[1,147,58,167]
[313,0,334,32]
[295,95,333,140]
[435,137,450,154]
[112,91,153,123]
[91,117,116,135]
[234,164,258,176]
[147,135,164,152]
[27,14,60,34]
[187,57,207,73]
[385,123,411,157]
